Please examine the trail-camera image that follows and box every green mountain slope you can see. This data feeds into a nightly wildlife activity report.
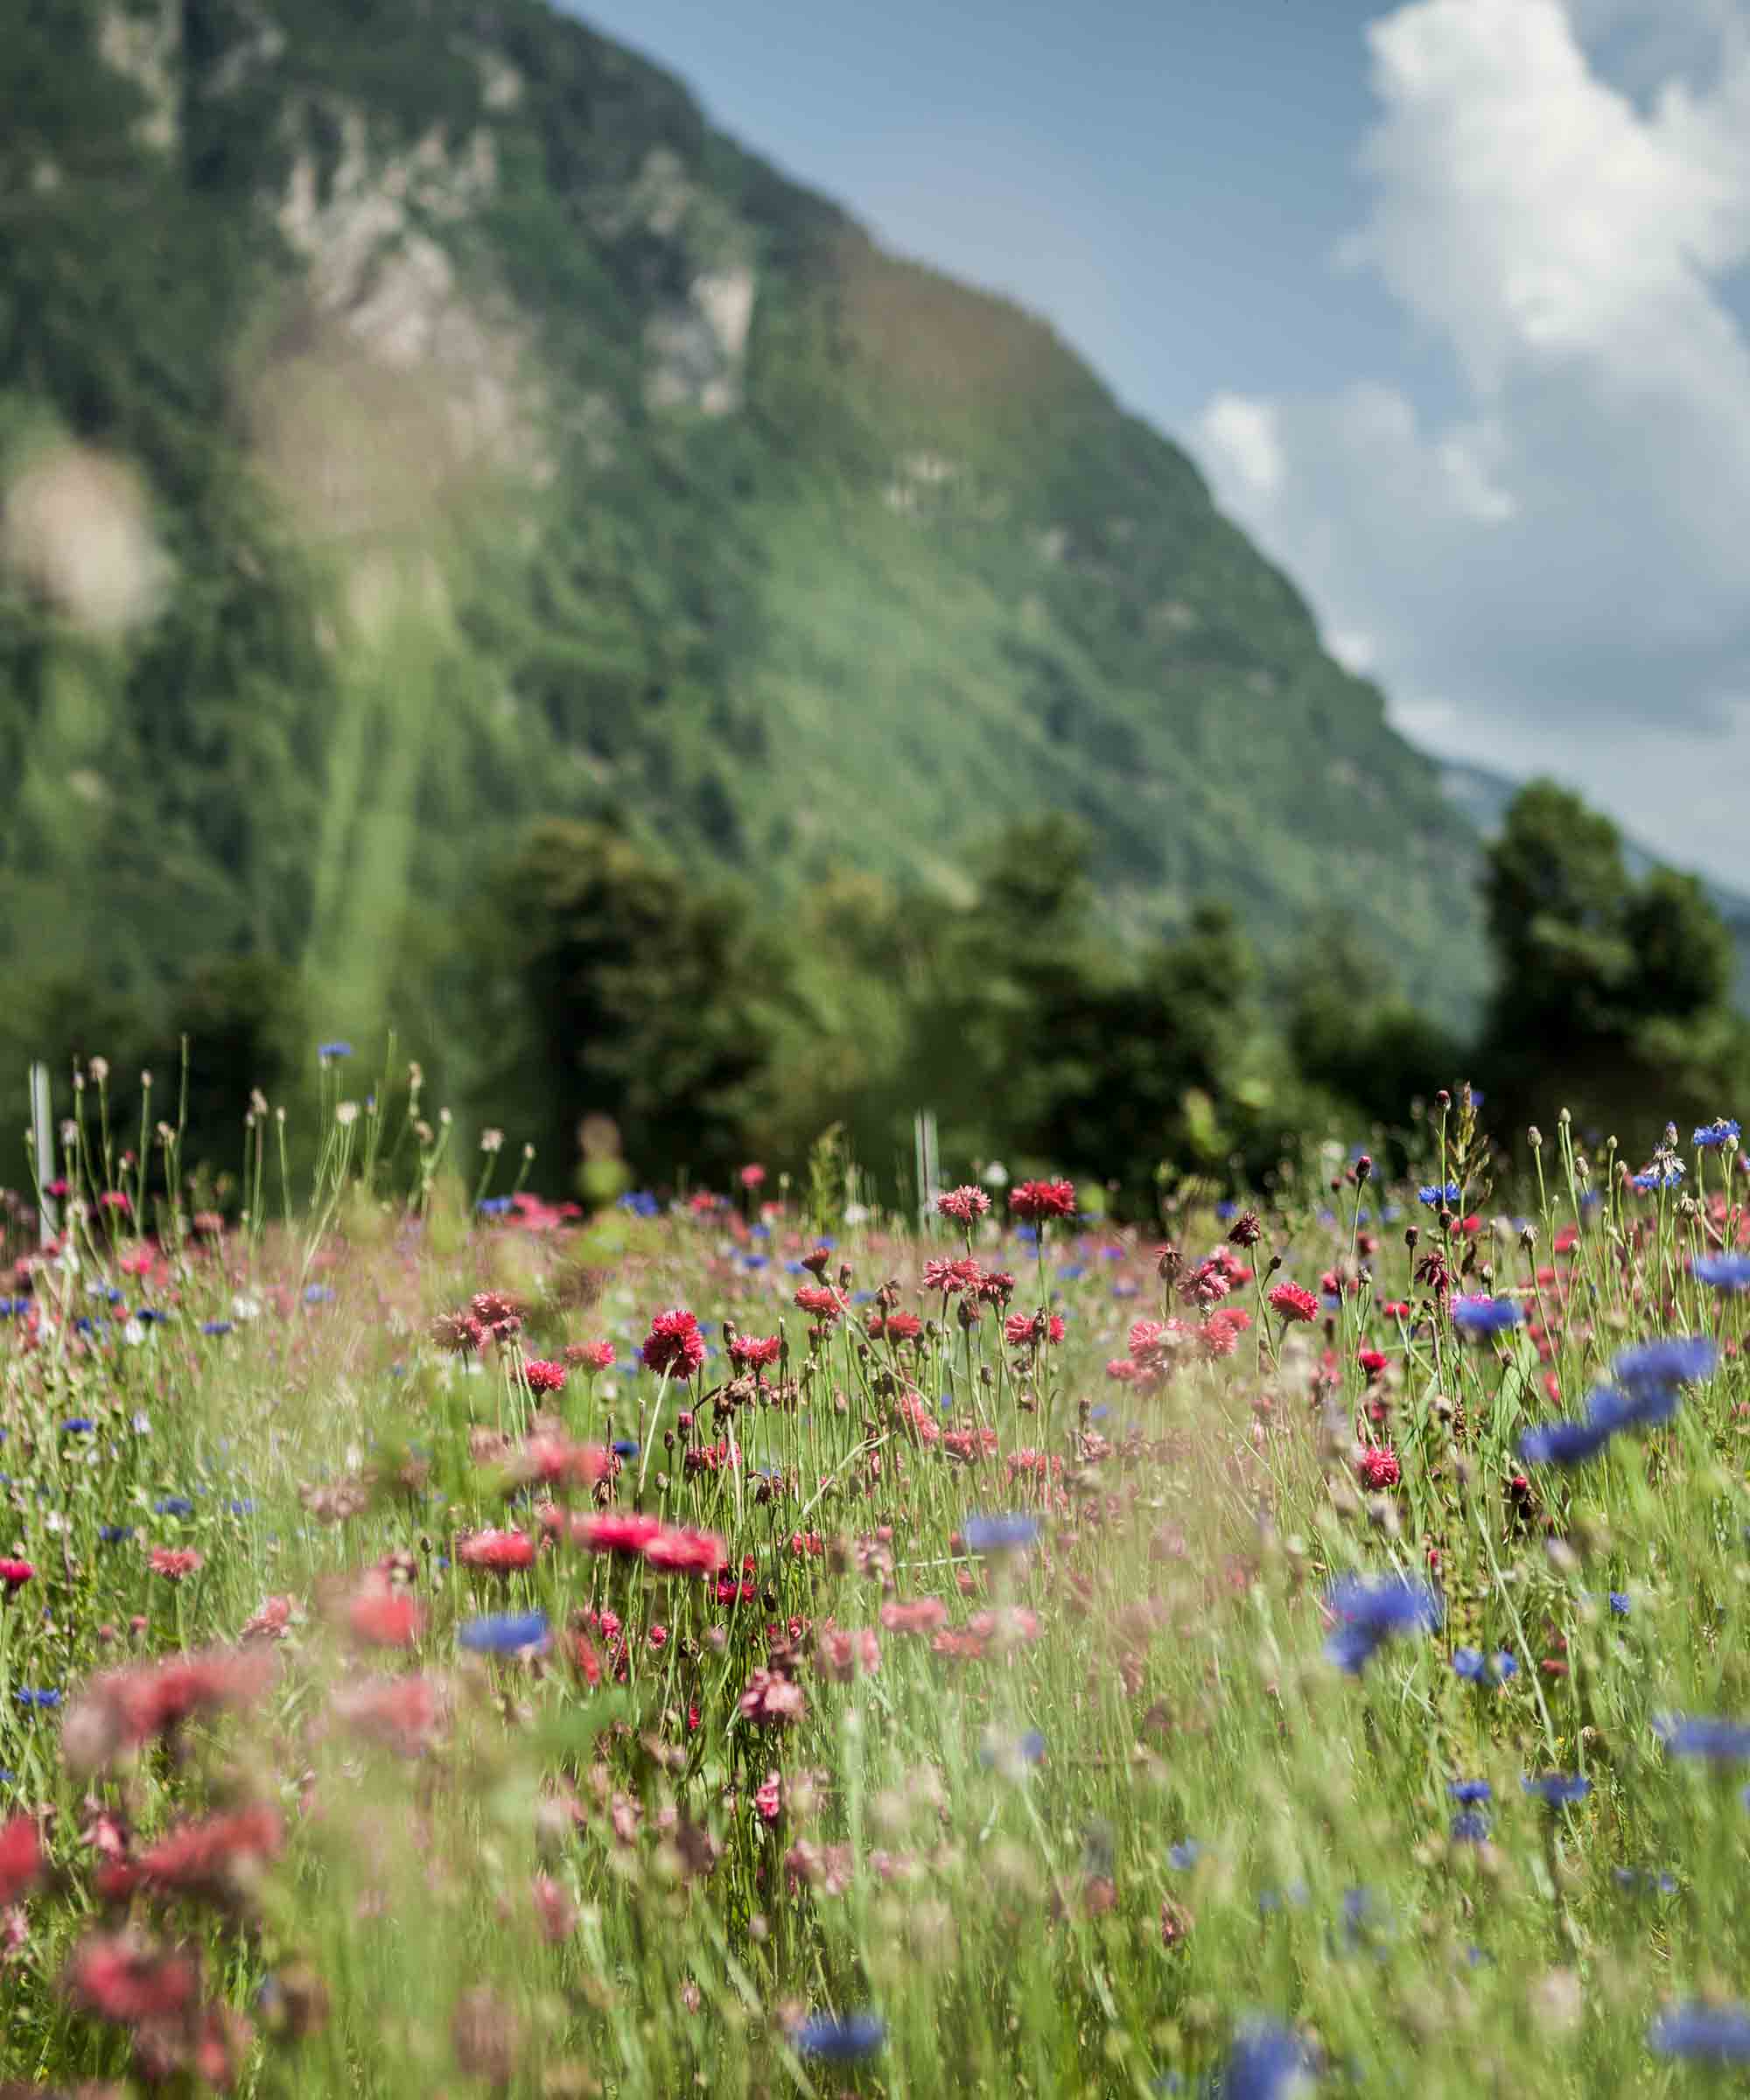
[0,0,1490,1046]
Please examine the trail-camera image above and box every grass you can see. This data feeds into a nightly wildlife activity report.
[1,1067,1748,2096]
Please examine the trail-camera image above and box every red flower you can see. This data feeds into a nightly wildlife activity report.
[470,1291,523,1342]
[935,1185,991,1225]
[515,1437,609,1492]
[0,1815,43,1906]
[738,1164,767,1189]
[457,1529,536,1574]
[576,1513,664,1558]
[1010,1179,1076,1223]
[64,1933,200,2025]
[642,1526,728,1576]
[1356,1446,1402,1491]
[815,1626,880,1682]
[149,1548,202,1581]
[331,1675,445,1757]
[793,1284,842,1320]
[135,1805,284,1897]
[1357,1347,1389,1379]
[565,1339,616,1372]
[641,1308,705,1378]
[729,1334,782,1369]
[241,1595,295,1643]
[879,1598,948,1634]
[1267,1282,1320,1324]
[522,1359,567,1396]
[866,1311,922,1343]
[346,1582,423,1648]
[738,1669,808,1726]
[0,1558,35,1591]
[432,1311,486,1354]
[922,1256,981,1296]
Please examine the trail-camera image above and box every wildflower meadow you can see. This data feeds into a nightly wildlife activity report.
[4,1061,1750,2097]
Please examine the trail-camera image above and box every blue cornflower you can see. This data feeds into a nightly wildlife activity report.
[458,1610,549,1654]
[60,1418,95,1435]
[318,1041,352,1060]
[1649,2005,1750,2063]
[1614,1336,1716,1399]
[1418,1182,1461,1208]
[1518,1413,1618,1467]
[1630,1164,1684,1192]
[1693,1119,1740,1149]
[200,1320,232,1338]
[611,1438,639,1460]
[154,1496,194,1517]
[98,1525,135,1544]
[1614,1867,1677,1894]
[1324,1572,1441,1672]
[1452,1648,1517,1686]
[1449,1780,1493,1804]
[1523,1772,1591,1806]
[1449,1811,1490,1844]
[228,1499,255,1516]
[304,1284,336,1305]
[1608,1592,1631,1616]
[1450,1295,1522,1337]
[794,2013,886,2061]
[963,1513,1042,1555]
[14,1689,60,1709]
[1167,1840,1204,1869]
[476,1197,513,1217]
[1695,1254,1750,1292]
[1209,2017,1319,2100]
[1256,1884,1309,1915]
[1655,1713,1750,1762]
[979,1730,1046,1768]
[617,1190,660,1219]
[1214,1200,1239,1222]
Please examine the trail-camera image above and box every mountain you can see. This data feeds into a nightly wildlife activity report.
[1438,759,1750,1006]
[1,0,1491,1055]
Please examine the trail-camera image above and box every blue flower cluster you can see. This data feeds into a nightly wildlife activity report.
[1521,1339,1716,1467]
[1418,1181,1461,1208]
[1323,1573,1441,1674]
[1693,1118,1740,1149]
[1450,1295,1522,1337]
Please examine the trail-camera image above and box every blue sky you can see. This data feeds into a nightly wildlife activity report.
[568,0,1750,890]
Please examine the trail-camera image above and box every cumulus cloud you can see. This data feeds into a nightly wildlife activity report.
[1192,0,1750,887]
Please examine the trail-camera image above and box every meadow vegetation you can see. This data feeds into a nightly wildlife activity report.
[0,1062,1748,2095]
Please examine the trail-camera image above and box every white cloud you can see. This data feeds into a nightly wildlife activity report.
[1196,391,1284,500]
[1190,0,1750,887]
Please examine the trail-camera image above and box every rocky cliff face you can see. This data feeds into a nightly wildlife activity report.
[0,0,1489,1033]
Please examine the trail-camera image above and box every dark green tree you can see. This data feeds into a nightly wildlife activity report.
[474,819,784,1189]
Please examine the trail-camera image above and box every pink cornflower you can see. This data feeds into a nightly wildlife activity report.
[331,1675,445,1758]
[531,1874,578,1942]
[738,1164,767,1189]
[922,1256,981,1296]
[432,1310,486,1354]
[642,1526,729,1577]
[1010,1179,1076,1223]
[754,1773,783,1823]
[738,1670,808,1727]
[879,1597,948,1634]
[241,1595,295,1643]
[793,1284,842,1320]
[346,1581,423,1648]
[514,1437,610,1493]
[641,1308,705,1378]
[971,1267,1016,1305]
[132,1805,284,1898]
[565,1339,616,1372]
[866,1310,923,1342]
[729,1334,782,1369]
[470,1291,523,1343]
[0,1558,35,1592]
[1004,1311,1065,1347]
[1267,1282,1320,1324]
[575,1513,664,1558]
[814,1627,880,1682]
[148,1549,202,1581]
[1356,1446,1402,1492]
[0,1816,42,1907]
[64,1933,200,2025]
[522,1359,567,1396]
[893,1390,940,1446]
[935,1185,990,1225]
[457,1530,536,1574]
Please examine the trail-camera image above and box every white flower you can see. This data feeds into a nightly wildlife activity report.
[980,1160,1009,1189]
[122,1319,145,1348]
[132,1411,151,1434]
[231,1294,262,1323]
